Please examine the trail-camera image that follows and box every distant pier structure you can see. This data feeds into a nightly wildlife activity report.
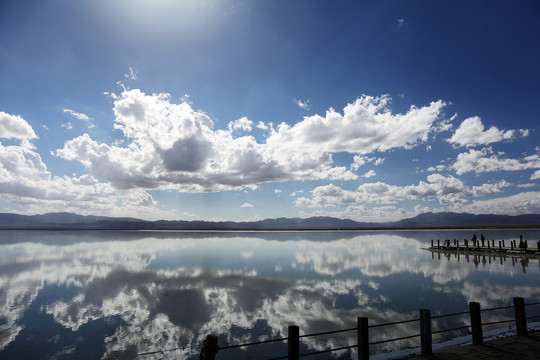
[427,237,540,259]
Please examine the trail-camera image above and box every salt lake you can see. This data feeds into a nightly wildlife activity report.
[1,229,540,359]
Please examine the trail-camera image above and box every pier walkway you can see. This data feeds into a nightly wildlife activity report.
[396,331,540,359]
[427,237,540,259]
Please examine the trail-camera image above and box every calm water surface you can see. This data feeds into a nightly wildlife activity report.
[1,230,540,359]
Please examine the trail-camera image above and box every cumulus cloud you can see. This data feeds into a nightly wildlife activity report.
[447,116,521,148]
[256,121,269,131]
[0,117,171,219]
[1,157,161,218]
[269,95,446,155]
[57,90,445,192]
[228,116,253,132]
[452,147,540,175]
[0,111,38,140]
[296,174,511,210]
[240,202,253,208]
[461,191,540,215]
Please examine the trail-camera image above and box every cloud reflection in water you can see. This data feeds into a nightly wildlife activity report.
[0,230,539,359]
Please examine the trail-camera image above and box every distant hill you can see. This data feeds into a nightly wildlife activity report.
[389,212,540,229]
[0,212,538,230]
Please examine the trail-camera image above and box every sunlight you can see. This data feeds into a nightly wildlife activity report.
[92,0,222,43]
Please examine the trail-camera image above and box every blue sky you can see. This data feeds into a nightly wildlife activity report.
[0,0,539,222]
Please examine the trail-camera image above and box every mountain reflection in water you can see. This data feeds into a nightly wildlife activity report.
[1,230,540,359]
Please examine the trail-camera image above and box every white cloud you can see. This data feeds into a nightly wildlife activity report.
[452,147,540,175]
[240,202,253,208]
[351,155,367,171]
[180,94,193,105]
[427,164,447,172]
[63,108,95,128]
[352,155,384,171]
[296,174,512,211]
[125,66,138,81]
[59,90,445,192]
[269,95,446,155]
[471,180,511,196]
[256,121,269,131]
[0,111,38,140]
[11,88,530,221]
[364,170,376,178]
[182,211,198,218]
[397,19,405,28]
[61,122,73,130]
[295,184,359,208]
[294,98,310,110]
[531,170,540,181]
[63,108,90,121]
[447,116,519,148]
[462,191,540,215]
[290,190,303,197]
[0,117,172,219]
[228,116,253,132]
[274,189,282,197]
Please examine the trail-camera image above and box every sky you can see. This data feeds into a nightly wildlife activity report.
[0,0,539,222]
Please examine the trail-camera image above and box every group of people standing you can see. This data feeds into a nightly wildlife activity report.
[470,233,528,249]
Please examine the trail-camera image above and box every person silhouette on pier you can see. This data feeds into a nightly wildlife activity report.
[480,233,485,246]
[471,233,477,246]
[519,235,525,249]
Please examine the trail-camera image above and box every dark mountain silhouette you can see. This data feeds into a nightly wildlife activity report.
[0,212,539,230]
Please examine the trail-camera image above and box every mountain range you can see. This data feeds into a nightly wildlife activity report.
[0,212,539,230]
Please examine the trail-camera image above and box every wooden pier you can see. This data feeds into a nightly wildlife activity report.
[427,238,540,259]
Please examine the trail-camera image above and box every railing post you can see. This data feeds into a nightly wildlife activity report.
[469,302,483,345]
[288,325,299,360]
[419,308,432,355]
[357,317,369,360]
[200,335,219,360]
[513,297,528,336]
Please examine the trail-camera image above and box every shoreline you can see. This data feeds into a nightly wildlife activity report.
[1,226,540,231]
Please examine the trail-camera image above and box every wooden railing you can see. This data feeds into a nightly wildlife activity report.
[200,297,540,360]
